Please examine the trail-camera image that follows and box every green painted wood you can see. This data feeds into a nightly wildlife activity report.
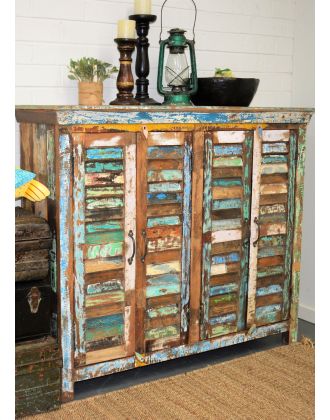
[86,242,123,259]
[257,265,284,278]
[282,131,297,320]
[211,293,237,304]
[148,182,182,193]
[86,314,124,342]
[147,215,181,228]
[213,157,243,167]
[257,246,285,258]
[258,235,286,248]
[86,197,124,210]
[255,304,281,322]
[213,198,242,210]
[201,135,213,340]
[86,147,123,160]
[147,170,183,182]
[145,325,180,340]
[87,280,123,295]
[262,155,288,164]
[289,127,307,342]
[86,221,123,233]
[86,186,124,197]
[146,304,179,319]
[212,178,242,187]
[86,230,124,244]
[210,324,237,337]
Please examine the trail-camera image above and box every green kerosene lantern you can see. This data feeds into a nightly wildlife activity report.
[157,0,198,105]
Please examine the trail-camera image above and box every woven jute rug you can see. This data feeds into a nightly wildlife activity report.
[25,342,314,420]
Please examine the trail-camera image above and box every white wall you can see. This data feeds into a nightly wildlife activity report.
[15,0,315,322]
[292,0,315,323]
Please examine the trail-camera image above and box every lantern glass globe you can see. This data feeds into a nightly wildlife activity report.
[165,52,189,88]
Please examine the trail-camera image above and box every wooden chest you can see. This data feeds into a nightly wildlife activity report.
[15,337,61,418]
[16,106,313,402]
[15,207,52,282]
[16,280,52,341]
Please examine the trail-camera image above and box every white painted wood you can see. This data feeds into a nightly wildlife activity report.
[214,131,246,144]
[262,130,290,142]
[210,264,227,276]
[124,142,136,355]
[211,229,242,243]
[247,127,262,327]
[260,183,288,195]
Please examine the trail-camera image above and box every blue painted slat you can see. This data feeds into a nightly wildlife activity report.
[213,198,242,210]
[256,284,283,296]
[181,138,192,335]
[214,145,243,156]
[210,283,239,296]
[211,252,240,264]
[85,161,124,173]
[262,155,288,164]
[212,178,242,187]
[263,143,288,154]
[86,147,123,160]
[209,313,237,325]
[201,136,213,340]
[147,192,182,204]
[147,216,180,228]
[255,304,281,322]
[146,273,181,298]
[147,146,183,159]
[86,221,122,233]
[86,314,124,342]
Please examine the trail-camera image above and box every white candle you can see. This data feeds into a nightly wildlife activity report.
[134,0,152,14]
[117,20,136,39]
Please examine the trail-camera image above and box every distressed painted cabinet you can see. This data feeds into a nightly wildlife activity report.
[16,106,313,402]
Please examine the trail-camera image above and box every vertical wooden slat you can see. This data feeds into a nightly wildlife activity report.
[282,131,297,320]
[135,129,148,354]
[180,133,192,340]
[72,134,86,364]
[124,138,137,355]
[246,126,263,327]
[237,131,253,330]
[47,127,56,201]
[189,132,204,343]
[57,133,74,401]
[289,127,307,343]
[20,123,34,212]
[200,133,213,340]
[34,124,48,219]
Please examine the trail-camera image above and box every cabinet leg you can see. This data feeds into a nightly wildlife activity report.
[61,384,74,403]
[282,331,289,344]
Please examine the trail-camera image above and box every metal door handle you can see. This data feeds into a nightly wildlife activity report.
[128,230,136,265]
[141,230,148,263]
[253,217,260,247]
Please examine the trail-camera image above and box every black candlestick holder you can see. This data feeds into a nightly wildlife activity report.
[129,14,160,105]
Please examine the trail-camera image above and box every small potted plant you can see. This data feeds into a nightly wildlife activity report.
[68,57,118,106]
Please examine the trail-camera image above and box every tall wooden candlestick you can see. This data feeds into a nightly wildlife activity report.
[110,38,139,106]
[129,14,159,105]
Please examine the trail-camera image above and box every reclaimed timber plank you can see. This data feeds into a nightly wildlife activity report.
[212,186,243,200]
[145,314,181,330]
[86,147,123,160]
[261,163,288,175]
[147,131,185,145]
[147,215,181,227]
[85,257,124,274]
[147,203,182,217]
[201,134,213,339]
[124,139,137,356]
[85,269,124,285]
[263,142,288,154]
[247,127,262,327]
[213,156,243,167]
[259,193,288,205]
[289,127,306,342]
[146,225,182,240]
[145,325,180,340]
[259,222,286,236]
[86,220,123,233]
[86,345,126,365]
[147,294,181,309]
[147,236,182,252]
[262,130,290,142]
[84,132,135,148]
[147,146,183,160]
[135,130,148,353]
[86,186,124,198]
[146,249,181,265]
[148,160,183,170]
[86,161,124,172]
[148,182,182,193]
[212,167,243,178]
[146,304,179,319]
[86,279,123,295]
[85,172,124,186]
[213,144,243,156]
[20,123,34,212]
[211,240,241,255]
[72,134,86,363]
[260,183,288,195]
[181,134,192,339]
[86,314,124,342]
[213,131,246,143]
[86,242,123,259]
[212,229,242,243]
[261,173,288,184]
[212,218,241,231]
[57,133,74,401]
[34,124,48,219]
[212,208,242,220]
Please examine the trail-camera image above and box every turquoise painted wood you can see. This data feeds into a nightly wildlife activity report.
[213,199,242,210]
[86,314,124,342]
[86,147,123,160]
[213,145,243,156]
[86,161,124,172]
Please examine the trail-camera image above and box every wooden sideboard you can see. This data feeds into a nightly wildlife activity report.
[16,106,313,402]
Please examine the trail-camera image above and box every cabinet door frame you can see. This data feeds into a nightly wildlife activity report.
[135,128,192,354]
[72,132,137,366]
[246,128,297,329]
[199,130,253,340]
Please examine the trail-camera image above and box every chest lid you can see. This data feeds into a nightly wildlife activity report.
[15,207,51,242]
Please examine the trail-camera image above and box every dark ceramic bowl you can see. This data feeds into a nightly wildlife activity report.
[191,77,260,107]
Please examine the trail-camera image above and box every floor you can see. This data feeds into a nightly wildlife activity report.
[75,319,314,400]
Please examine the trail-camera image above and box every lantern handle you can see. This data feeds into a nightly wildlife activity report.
[159,0,197,42]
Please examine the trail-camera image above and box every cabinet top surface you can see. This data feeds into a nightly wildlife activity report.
[15,105,314,126]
